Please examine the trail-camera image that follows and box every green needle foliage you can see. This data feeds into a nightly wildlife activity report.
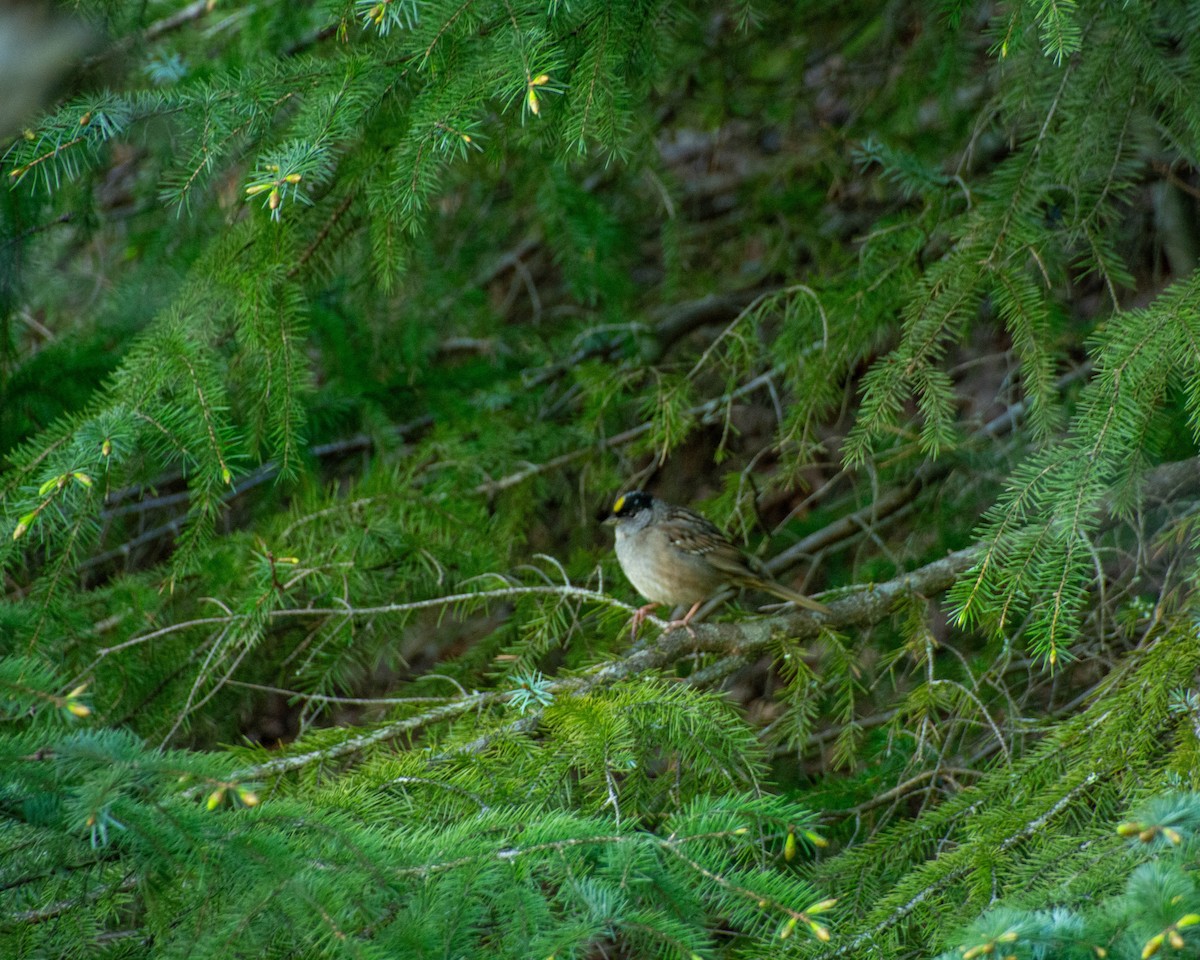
[3,0,1200,957]
[935,791,1200,960]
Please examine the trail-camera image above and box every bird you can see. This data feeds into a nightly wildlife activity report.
[602,490,830,636]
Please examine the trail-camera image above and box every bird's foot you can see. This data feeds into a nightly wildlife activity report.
[629,603,660,639]
[663,600,704,638]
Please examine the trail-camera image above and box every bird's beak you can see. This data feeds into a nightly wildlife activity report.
[602,514,618,526]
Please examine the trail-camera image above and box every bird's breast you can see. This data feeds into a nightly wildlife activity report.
[614,526,719,606]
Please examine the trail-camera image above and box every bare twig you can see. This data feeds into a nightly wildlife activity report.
[765,362,1093,578]
[475,366,785,495]
[81,0,214,71]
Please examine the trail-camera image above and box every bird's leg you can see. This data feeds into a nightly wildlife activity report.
[665,600,704,638]
[629,602,660,639]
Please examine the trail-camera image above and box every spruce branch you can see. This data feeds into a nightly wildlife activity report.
[227,680,460,707]
[190,449,1200,784]
[817,772,1101,960]
[69,284,788,574]
[207,549,976,784]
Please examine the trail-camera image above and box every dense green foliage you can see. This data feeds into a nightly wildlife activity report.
[936,791,1200,960]
[4,0,1200,956]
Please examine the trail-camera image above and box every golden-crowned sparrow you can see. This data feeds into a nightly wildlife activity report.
[603,490,830,636]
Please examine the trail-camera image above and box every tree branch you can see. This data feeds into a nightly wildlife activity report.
[204,449,1200,784]
[214,546,978,783]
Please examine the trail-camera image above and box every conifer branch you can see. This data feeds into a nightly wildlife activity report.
[823,767,983,821]
[213,549,977,783]
[7,4,1200,955]
[204,450,1200,784]
[816,772,1100,959]
[287,192,357,279]
[390,826,752,879]
[228,680,458,706]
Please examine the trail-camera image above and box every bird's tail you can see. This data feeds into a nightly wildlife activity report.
[753,577,831,615]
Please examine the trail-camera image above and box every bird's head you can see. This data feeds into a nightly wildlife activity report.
[602,490,655,527]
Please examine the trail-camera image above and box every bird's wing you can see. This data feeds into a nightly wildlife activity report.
[657,505,829,612]
[658,506,757,579]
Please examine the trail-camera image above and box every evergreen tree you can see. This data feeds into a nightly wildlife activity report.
[3,0,1200,957]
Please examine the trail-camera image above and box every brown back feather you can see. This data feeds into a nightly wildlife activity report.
[657,505,760,581]
[657,503,830,613]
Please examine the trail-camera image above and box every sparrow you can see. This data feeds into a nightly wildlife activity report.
[603,490,830,636]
